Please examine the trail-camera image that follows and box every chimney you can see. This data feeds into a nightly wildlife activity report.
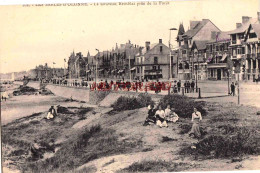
[258,12,260,22]
[236,23,242,29]
[202,19,209,23]
[159,39,162,44]
[242,16,251,24]
[145,41,150,51]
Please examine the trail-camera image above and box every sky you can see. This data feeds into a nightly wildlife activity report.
[0,0,259,73]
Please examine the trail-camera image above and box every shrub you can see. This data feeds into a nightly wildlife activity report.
[22,124,142,173]
[136,93,154,107]
[180,127,260,159]
[112,94,154,112]
[121,160,190,172]
[158,94,206,118]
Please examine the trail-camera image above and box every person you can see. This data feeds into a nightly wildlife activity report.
[155,106,168,128]
[143,105,156,126]
[177,80,181,92]
[47,106,56,119]
[187,81,191,93]
[166,108,179,123]
[230,82,235,96]
[30,140,43,159]
[184,81,187,93]
[189,108,202,138]
[191,80,195,93]
[164,105,171,118]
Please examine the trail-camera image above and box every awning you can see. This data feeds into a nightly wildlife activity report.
[220,54,227,62]
[111,70,115,73]
[118,70,124,73]
[131,67,136,71]
[86,70,91,73]
[99,69,104,72]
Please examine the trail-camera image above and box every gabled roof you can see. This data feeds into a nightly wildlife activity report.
[251,24,260,38]
[229,18,259,35]
[183,19,210,38]
[192,40,208,50]
[207,31,231,43]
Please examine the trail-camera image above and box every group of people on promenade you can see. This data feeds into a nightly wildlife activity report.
[175,80,196,93]
[143,104,203,138]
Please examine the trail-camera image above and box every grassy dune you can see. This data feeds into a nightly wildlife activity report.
[2,94,260,172]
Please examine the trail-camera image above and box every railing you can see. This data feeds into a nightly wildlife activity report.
[144,69,162,73]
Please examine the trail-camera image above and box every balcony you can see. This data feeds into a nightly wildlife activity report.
[178,68,190,74]
[207,63,227,69]
[144,69,162,73]
[247,37,258,43]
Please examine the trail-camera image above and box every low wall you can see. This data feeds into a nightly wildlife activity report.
[27,81,41,90]
[46,84,90,103]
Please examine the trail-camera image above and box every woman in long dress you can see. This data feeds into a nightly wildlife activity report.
[189,108,202,138]
[143,105,156,126]
[166,108,179,123]
[155,106,168,128]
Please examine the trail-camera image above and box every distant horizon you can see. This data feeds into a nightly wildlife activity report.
[0,0,259,73]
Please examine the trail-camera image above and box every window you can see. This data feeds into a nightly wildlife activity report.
[154,57,158,64]
[158,65,161,70]
[153,66,156,70]
[179,63,183,69]
[242,47,245,54]
[171,56,173,63]
[160,46,163,52]
[185,62,189,69]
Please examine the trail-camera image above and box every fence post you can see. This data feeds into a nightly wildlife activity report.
[182,87,184,96]
[198,88,201,99]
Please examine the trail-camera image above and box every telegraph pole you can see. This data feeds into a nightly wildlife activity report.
[169,28,177,80]
[238,73,240,105]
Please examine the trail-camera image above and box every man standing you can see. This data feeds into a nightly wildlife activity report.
[177,80,181,92]
[187,81,191,93]
[184,81,187,93]
[230,82,235,96]
[191,80,195,93]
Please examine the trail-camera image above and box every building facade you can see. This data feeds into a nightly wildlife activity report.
[95,41,139,80]
[229,14,260,81]
[67,51,88,79]
[177,19,221,80]
[134,39,174,81]
[206,31,233,80]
